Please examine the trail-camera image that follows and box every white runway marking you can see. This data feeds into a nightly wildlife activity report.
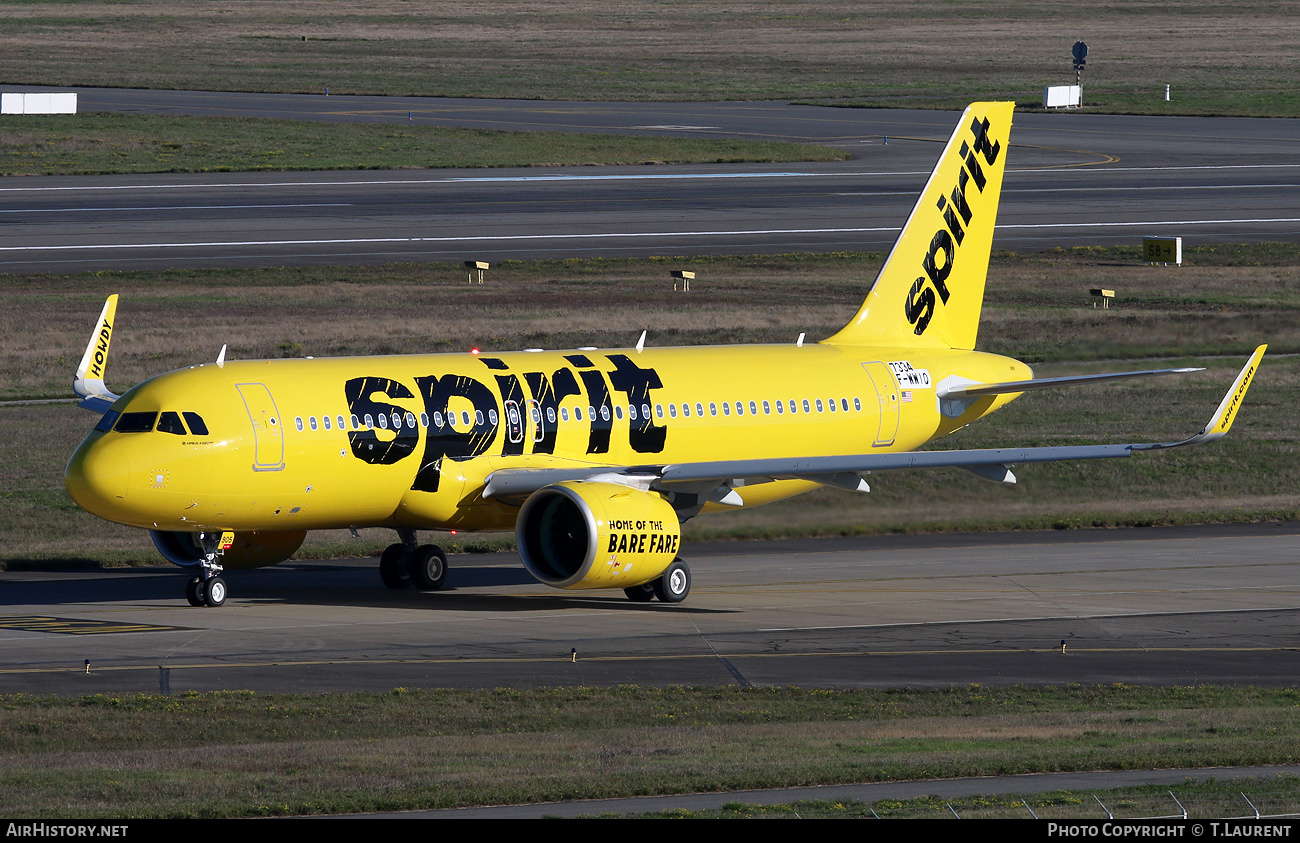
[2,162,1298,194]
[3,218,1299,253]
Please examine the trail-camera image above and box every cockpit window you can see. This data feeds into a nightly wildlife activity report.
[114,411,157,433]
[157,411,186,435]
[94,410,120,433]
[183,412,209,436]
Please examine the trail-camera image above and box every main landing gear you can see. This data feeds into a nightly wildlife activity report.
[380,530,449,591]
[623,557,691,604]
[185,531,228,607]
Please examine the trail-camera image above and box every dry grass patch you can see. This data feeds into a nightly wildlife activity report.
[3,685,1299,817]
[0,113,849,176]
[1,2,1298,114]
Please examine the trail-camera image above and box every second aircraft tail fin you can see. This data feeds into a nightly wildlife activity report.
[824,101,1014,351]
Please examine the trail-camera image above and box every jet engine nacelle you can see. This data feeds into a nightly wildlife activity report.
[517,481,681,590]
[150,530,306,570]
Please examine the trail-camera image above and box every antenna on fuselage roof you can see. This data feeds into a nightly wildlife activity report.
[636,330,647,353]
[216,344,227,368]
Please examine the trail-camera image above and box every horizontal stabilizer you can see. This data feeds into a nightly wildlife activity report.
[936,366,1204,399]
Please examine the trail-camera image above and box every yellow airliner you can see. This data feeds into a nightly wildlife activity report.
[65,102,1265,608]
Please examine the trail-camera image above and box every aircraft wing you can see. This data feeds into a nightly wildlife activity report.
[484,345,1265,499]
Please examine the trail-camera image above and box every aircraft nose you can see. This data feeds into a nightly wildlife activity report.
[65,435,129,515]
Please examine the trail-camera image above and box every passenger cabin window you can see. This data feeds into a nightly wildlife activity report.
[114,411,157,433]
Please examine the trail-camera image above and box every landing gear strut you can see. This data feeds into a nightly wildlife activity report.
[380,530,449,591]
[185,531,228,607]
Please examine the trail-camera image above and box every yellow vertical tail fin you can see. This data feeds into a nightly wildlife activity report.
[824,102,1014,350]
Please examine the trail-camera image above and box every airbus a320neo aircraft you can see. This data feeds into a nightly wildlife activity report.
[65,102,1265,608]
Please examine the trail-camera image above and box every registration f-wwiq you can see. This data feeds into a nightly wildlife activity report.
[65,102,1265,607]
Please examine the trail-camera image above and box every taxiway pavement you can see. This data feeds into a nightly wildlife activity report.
[4,522,1298,695]
[2,89,1297,272]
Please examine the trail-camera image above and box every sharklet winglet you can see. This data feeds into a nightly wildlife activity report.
[1133,344,1267,451]
[73,295,122,412]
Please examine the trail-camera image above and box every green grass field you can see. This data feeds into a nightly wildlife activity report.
[0,113,849,176]
[2,685,1298,818]
[3,1,1298,116]
[623,776,1300,819]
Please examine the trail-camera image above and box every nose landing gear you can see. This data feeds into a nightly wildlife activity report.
[184,531,228,607]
